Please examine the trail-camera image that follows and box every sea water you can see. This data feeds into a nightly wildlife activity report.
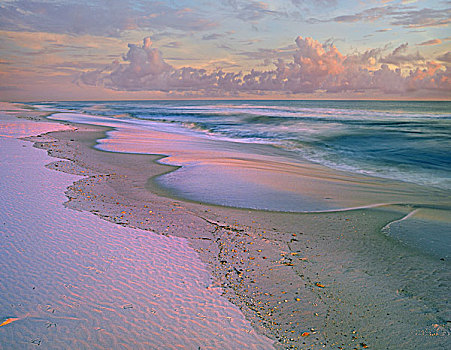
[32,100,451,259]
[34,100,451,190]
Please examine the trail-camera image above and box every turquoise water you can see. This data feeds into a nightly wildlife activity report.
[33,100,451,190]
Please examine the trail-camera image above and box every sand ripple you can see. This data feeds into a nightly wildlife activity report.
[0,120,273,349]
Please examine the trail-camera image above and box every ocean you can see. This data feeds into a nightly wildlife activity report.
[31,100,451,260]
[33,100,451,191]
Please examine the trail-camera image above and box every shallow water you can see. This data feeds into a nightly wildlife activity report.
[33,100,451,190]
[0,117,273,349]
[45,107,451,261]
[47,112,447,209]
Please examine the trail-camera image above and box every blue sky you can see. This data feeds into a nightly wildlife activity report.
[0,0,449,100]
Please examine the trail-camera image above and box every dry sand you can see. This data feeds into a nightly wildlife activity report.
[2,102,449,349]
[0,107,274,350]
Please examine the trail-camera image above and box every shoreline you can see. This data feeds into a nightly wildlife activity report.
[4,102,450,349]
[46,110,449,213]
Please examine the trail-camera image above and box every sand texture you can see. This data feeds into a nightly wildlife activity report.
[0,112,273,349]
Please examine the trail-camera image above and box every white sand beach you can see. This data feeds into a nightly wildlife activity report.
[0,109,273,349]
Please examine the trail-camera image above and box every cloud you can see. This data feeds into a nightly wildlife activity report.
[225,0,279,21]
[291,0,337,12]
[202,33,225,41]
[237,44,296,60]
[390,7,451,28]
[291,0,336,6]
[137,7,216,32]
[405,61,449,91]
[0,29,125,75]
[379,43,424,65]
[162,41,182,49]
[418,38,442,46]
[437,52,451,63]
[311,5,451,29]
[80,36,450,96]
[0,0,216,37]
[332,6,390,23]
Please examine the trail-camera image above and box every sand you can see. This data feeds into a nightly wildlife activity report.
[1,102,449,349]
[0,108,273,349]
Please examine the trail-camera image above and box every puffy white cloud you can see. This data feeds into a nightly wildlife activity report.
[94,37,172,91]
[80,36,451,96]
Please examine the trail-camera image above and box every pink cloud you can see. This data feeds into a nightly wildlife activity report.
[418,38,442,46]
[80,36,451,96]
[406,61,450,91]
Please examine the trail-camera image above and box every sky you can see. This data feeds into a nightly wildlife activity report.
[0,0,450,100]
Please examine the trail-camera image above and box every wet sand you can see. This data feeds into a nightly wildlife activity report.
[48,112,446,212]
[1,103,450,349]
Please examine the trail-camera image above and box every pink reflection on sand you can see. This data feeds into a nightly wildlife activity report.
[0,117,274,349]
[48,112,433,211]
[100,125,430,210]
[0,120,72,138]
